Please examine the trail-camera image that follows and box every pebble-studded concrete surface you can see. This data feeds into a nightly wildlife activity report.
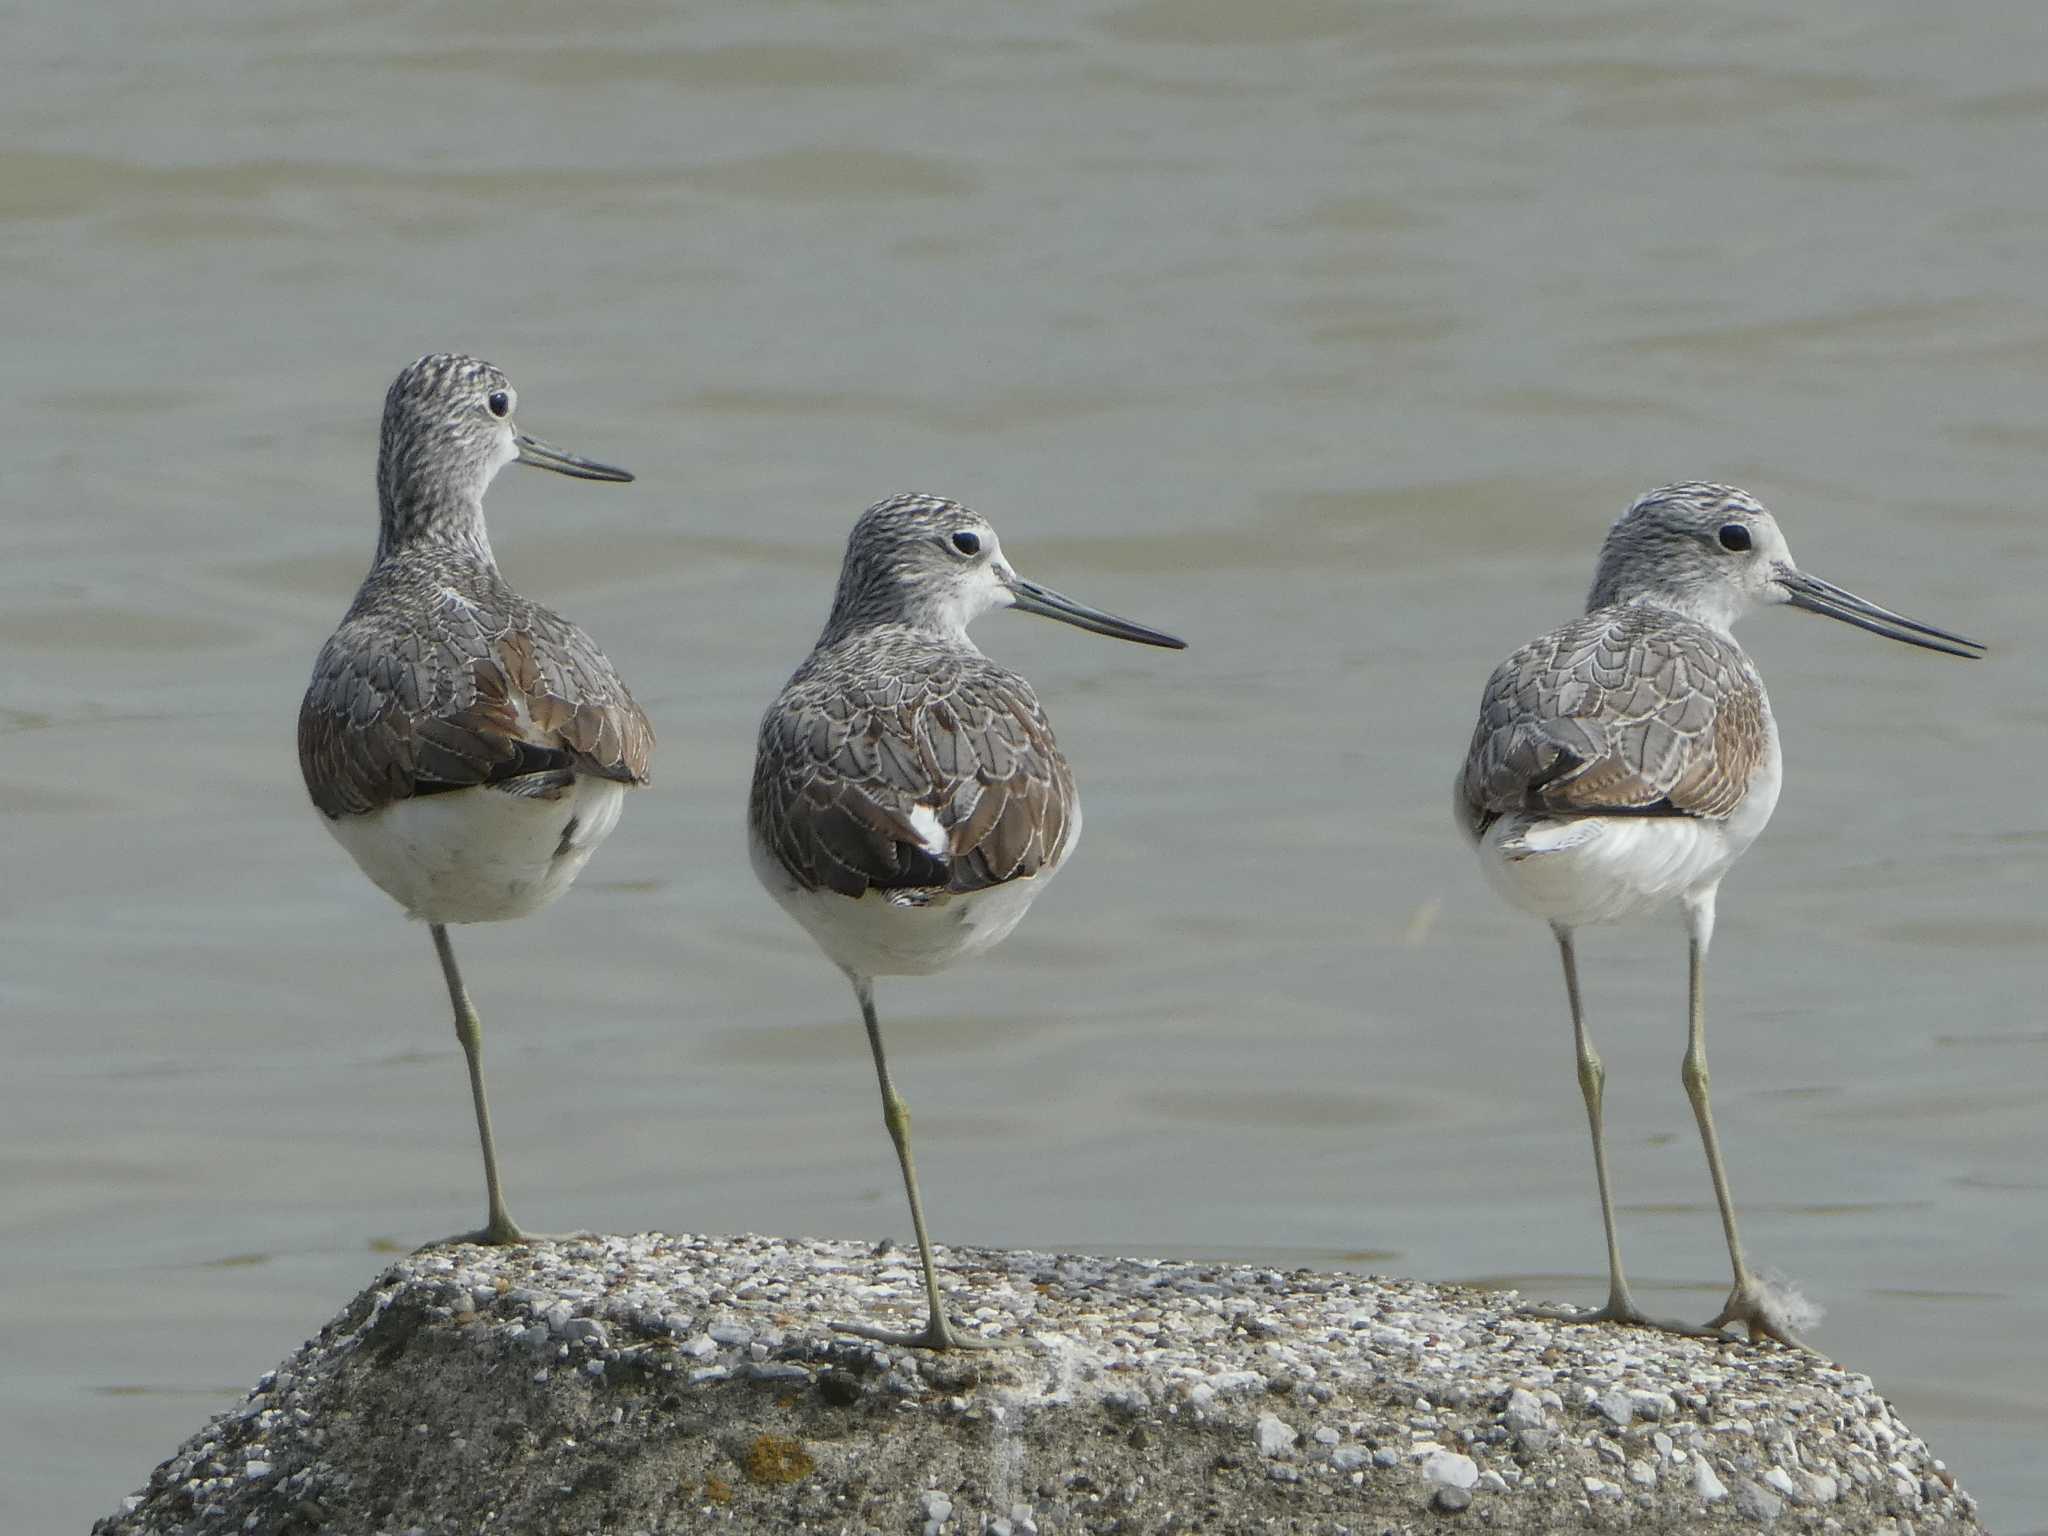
[95,1234,1982,1535]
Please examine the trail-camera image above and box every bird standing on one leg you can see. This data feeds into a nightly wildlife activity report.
[298,353,652,1245]
[749,493,1184,1350]
[1455,483,1981,1345]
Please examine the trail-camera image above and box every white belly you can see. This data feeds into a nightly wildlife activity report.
[749,803,1079,979]
[1469,717,1782,930]
[323,777,628,924]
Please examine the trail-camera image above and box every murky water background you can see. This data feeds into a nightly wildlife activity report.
[4,3,2044,1529]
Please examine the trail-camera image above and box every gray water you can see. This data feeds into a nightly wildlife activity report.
[4,3,2044,1530]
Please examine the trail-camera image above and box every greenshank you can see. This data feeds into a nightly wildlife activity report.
[1456,483,1981,1346]
[298,353,652,1245]
[749,493,1184,1349]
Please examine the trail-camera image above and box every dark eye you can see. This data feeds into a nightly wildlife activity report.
[486,390,511,419]
[950,530,981,556]
[1717,523,1752,552]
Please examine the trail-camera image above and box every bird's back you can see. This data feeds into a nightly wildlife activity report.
[1458,604,1772,839]
[749,626,1078,903]
[299,553,653,820]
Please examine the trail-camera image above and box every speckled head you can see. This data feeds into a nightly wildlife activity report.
[374,352,633,562]
[818,492,1186,652]
[1588,482,1982,656]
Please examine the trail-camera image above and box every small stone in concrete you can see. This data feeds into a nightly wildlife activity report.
[1423,1451,1478,1490]
[1695,1458,1729,1502]
[1502,1387,1544,1433]
[1433,1484,1472,1512]
[1255,1414,1297,1457]
[1593,1388,1634,1428]
[919,1489,953,1530]
[1736,1479,1786,1522]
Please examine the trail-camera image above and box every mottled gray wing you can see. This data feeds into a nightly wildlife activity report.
[750,649,1075,899]
[1457,607,1765,834]
[299,587,654,819]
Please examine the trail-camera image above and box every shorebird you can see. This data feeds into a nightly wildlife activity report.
[298,353,652,1245]
[749,493,1185,1349]
[1456,484,1981,1346]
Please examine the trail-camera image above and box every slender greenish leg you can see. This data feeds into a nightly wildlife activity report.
[1682,899,1812,1350]
[832,974,1009,1351]
[431,923,527,1246]
[1519,925,1711,1338]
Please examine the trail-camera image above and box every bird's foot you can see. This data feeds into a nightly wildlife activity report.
[1704,1279,1820,1353]
[830,1312,1020,1353]
[1517,1294,1721,1339]
[427,1217,591,1250]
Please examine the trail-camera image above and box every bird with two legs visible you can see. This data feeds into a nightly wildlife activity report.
[749,494,1185,1350]
[1456,484,1982,1347]
[298,354,652,1246]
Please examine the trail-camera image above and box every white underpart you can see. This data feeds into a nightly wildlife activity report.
[1469,710,1782,931]
[324,776,628,924]
[750,797,1083,978]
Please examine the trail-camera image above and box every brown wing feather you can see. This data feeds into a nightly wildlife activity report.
[299,567,653,819]
[1458,606,1765,834]
[750,637,1076,899]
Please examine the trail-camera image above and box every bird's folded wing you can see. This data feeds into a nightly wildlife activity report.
[751,664,1075,899]
[1458,609,1764,829]
[299,609,653,818]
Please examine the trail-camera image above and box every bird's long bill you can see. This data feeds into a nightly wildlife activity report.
[1009,577,1186,649]
[1781,570,1984,658]
[513,432,635,483]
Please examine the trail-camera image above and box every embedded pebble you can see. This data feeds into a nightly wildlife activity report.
[1422,1450,1478,1490]
[1254,1413,1297,1457]
[1501,1386,1544,1433]
[1738,1477,1788,1521]
[1593,1387,1634,1428]
[1696,1458,1730,1501]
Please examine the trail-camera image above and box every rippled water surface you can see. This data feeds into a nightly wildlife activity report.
[4,3,2045,1530]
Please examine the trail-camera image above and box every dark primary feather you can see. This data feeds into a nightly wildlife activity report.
[1457,605,1767,837]
[299,553,654,819]
[750,627,1076,899]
